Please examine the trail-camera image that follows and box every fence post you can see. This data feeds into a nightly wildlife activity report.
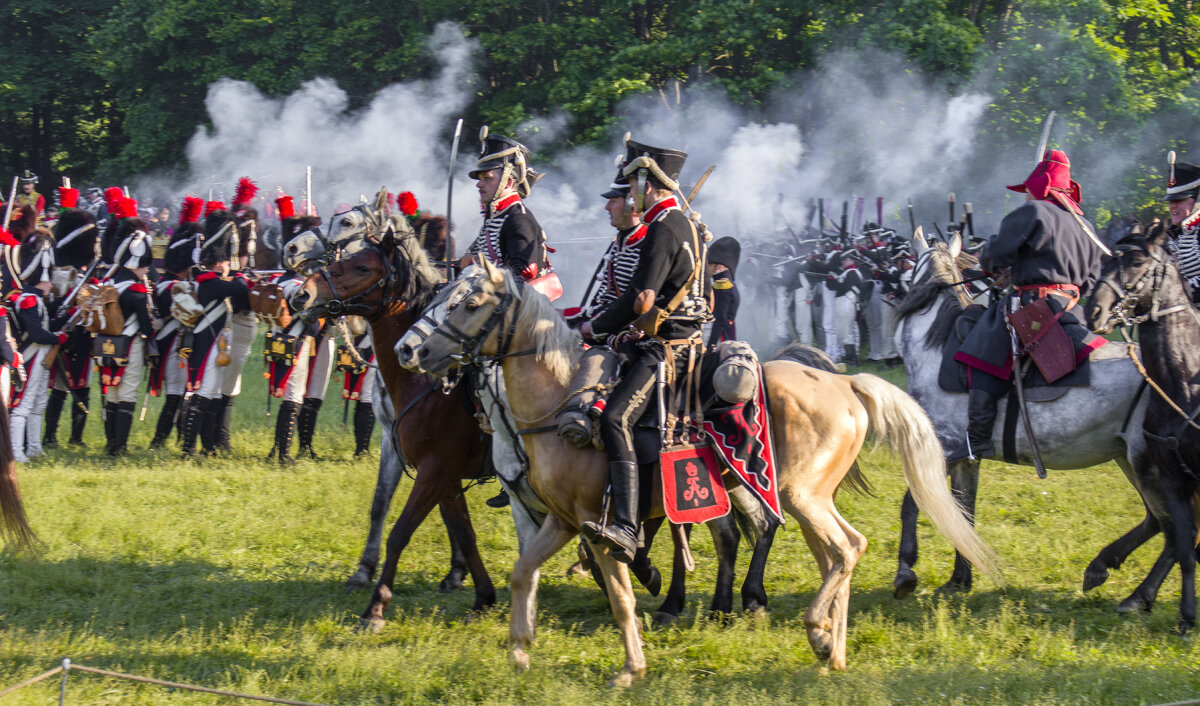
[57,659,70,706]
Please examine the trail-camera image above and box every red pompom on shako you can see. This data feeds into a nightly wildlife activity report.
[104,186,124,213]
[275,193,295,220]
[397,191,419,219]
[232,177,258,208]
[0,228,17,247]
[179,196,205,224]
[114,197,140,219]
[1007,149,1083,215]
[204,200,227,217]
[57,187,80,209]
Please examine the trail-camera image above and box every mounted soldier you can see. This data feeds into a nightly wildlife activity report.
[1162,153,1200,303]
[578,137,710,563]
[12,171,45,224]
[706,236,740,346]
[948,149,1108,463]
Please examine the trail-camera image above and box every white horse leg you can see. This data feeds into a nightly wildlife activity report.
[827,510,866,670]
[589,543,646,687]
[510,514,575,672]
[789,495,861,667]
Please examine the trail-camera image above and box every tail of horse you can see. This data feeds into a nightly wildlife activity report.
[0,403,38,552]
[848,373,1001,583]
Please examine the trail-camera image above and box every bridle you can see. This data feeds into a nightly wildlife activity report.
[308,229,409,322]
[419,274,532,367]
[1094,243,1188,330]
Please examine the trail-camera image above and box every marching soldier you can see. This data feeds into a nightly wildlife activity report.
[216,178,263,452]
[825,250,864,365]
[99,205,156,456]
[9,230,66,461]
[706,236,740,345]
[1163,153,1200,302]
[579,138,709,563]
[948,149,1107,463]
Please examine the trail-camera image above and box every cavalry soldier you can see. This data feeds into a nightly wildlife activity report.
[179,203,252,458]
[706,236,740,345]
[579,138,709,563]
[42,185,98,448]
[99,209,156,456]
[14,171,45,222]
[1163,154,1200,302]
[948,149,1107,463]
[148,196,205,449]
[9,229,67,462]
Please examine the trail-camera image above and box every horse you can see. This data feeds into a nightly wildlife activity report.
[891,232,1177,612]
[1087,228,1200,633]
[293,209,498,617]
[399,256,997,684]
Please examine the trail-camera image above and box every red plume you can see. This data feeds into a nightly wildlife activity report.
[275,193,295,219]
[233,177,259,208]
[0,228,16,247]
[104,186,124,212]
[204,200,227,217]
[58,187,80,209]
[179,196,205,225]
[398,191,419,218]
[114,197,140,219]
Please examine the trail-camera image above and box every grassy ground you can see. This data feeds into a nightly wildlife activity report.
[0,356,1198,704]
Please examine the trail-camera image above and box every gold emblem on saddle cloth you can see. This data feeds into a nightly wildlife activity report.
[271,338,287,355]
[102,339,116,355]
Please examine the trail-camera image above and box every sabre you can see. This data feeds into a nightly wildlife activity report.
[1034,110,1056,164]
[306,166,313,216]
[685,165,716,204]
[948,192,956,224]
[1008,311,1047,479]
[656,361,668,445]
[445,118,464,275]
[907,199,917,236]
[3,176,17,229]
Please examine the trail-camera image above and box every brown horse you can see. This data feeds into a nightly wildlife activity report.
[401,258,1000,685]
[298,223,497,622]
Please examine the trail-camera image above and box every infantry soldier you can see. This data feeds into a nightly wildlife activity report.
[579,138,709,563]
[1163,153,1200,302]
[0,228,21,408]
[948,149,1107,463]
[339,316,377,458]
[824,249,864,365]
[216,177,263,452]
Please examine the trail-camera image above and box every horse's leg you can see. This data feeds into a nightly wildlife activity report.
[826,510,867,670]
[706,514,740,617]
[629,518,663,597]
[1116,531,1177,613]
[795,515,834,662]
[654,520,690,625]
[358,464,447,633]
[787,495,861,667]
[1159,470,1198,633]
[346,438,404,590]
[440,493,496,611]
[438,503,468,592]
[942,458,979,593]
[894,489,921,598]
[510,515,576,672]
[589,542,647,687]
[1085,455,1164,591]
[741,520,778,613]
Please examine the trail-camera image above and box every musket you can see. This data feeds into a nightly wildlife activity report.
[839,201,848,241]
[907,199,917,236]
[803,198,817,235]
[876,197,883,228]
[445,118,464,274]
[817,199,825,236]
[964,202,975,240]
[948,192,956,224]
[851,196,864,234]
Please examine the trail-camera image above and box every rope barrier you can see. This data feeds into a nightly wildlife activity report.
[0,659,326,705]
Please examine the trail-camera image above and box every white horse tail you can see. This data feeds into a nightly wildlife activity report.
[848,373,1002,584]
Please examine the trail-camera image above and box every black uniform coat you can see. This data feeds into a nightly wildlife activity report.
[709,269,738,345]
[186,270,250,387]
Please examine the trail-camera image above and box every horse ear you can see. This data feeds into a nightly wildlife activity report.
[380,225,396,253]
[913,227,929,255]
[374,188,389,214]
[480,255,504,284]
[948,232,962,260]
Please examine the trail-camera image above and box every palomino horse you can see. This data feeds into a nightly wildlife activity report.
[893,233,1175,611]
[296,217,499,618]
[401,257,997,684]
[1088,229,1200,633]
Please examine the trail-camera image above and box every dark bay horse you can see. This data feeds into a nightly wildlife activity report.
[1088,229,1200,633]
[297,219,497,624]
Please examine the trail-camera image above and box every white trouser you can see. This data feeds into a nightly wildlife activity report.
[11,345,51,461]
[835,293,859,349]
[220,314,257,397]
[0,364,10,408]
[110,339,145,404]
[161,336,188,396]
[193,341,224,400]
[304,333,336,401]
[878,297,900,359]
[865,287,885,360]
[282,337,314,404]
[358,368,375,405]
[822,283,841,360]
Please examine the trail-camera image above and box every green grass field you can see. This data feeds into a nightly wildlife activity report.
[0,357,1198,704]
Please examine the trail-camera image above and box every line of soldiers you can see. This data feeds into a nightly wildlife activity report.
[0,179,380,463]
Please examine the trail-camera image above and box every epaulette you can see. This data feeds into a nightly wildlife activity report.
[19,294,39,309]
[713,279,734,290]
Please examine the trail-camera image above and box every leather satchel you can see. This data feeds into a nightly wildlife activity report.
[1008,298,1076,383]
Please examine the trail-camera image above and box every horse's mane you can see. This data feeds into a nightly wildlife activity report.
[894,242,978,321]
[391,223,443,313]
[501,269,581,385]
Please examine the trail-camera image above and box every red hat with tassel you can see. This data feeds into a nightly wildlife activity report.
[104,186,124,213]
[113,197,140,219]
[1007,149,1083,215]
[232,177,259,209]
[179,196,205,225]
[397,191,420,221]
[57,187,80,209]
[275,193,295,220]
[204,200,227,217]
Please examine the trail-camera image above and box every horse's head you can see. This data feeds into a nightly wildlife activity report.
[895,230,979,316]
[282,227,329,276]
[327,205,374,250]
[1086,228,1172,335]
[397,258,518,376]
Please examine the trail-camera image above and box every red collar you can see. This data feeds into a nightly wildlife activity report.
[624,223,648,246]
[1183,207,1200,231]
[643,197,679,224]
[195,271,220,283]
[488,193,522,216]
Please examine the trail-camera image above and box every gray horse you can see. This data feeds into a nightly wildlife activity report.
[892,232,1176,612]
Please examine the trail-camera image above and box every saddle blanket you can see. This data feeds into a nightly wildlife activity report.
[702,367,784,523]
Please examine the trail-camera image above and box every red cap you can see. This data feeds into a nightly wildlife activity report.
[232,177,258,208]
[0,228,17,247]
[104,187,124,213]
[275,194,295,219]
[113,197,140,219]
[398,191,419,218]
[179,196,205,224]
[204,200,227,217]
[1007,149,1082,215]
[58,187,80,209]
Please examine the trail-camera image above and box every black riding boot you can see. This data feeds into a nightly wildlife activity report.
[109,401,135,457]
[297,397,322,460]
[216,394,234,453]
[198,397,220,457]
[945,388,1000,464]
[579,461,640,564]
[180,398,203,458]
[843,344,860,367]
[150,394,182,449]
[352,401,375,457]
[103,401,119,455]
[69,388,89,446]
[43,388,66,448]
[268,400,299,465]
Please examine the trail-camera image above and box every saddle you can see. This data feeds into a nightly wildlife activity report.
[76,284,123,336]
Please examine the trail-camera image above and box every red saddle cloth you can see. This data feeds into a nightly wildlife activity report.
[660,442,730,524]
[702,369,784,523]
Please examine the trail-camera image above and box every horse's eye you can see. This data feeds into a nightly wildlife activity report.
[356,265,370,275]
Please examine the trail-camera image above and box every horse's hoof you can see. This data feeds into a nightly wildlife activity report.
[893,567,919,599]
[1175,621,1193,637]
[565,561,589,578]
[439,574,466,593]
[344,569,372,592]
[1115,595,1152,614]
[808,629,834,661]
[1082,561,1110,592]
[635,566,662,597]
[936,579,971,595]
[356,616,386,634]
[512,648,531,673]
[607,670,640,689]
[827,656,847,671]
[653,611,679,627]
